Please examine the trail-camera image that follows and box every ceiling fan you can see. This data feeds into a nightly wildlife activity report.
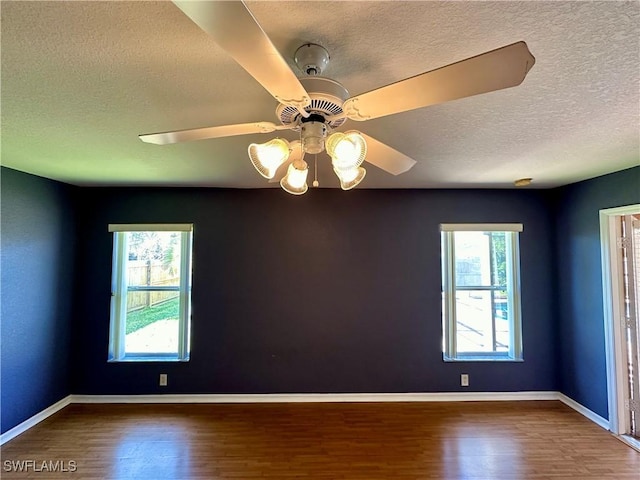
[139,1,536,195]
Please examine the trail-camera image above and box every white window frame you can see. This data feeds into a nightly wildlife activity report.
[108,224,193,362]
[441,223,523,362]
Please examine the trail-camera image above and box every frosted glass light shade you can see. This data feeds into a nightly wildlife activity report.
[326,131,367,171]
[280,160,309,195]
[334,166,366,190]
[248,138,290,179]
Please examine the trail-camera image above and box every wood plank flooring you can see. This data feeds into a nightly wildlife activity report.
[1,401,638,479]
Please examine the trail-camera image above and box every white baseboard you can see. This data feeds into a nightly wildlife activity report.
[1,395,72,445]
[557,392,610,431]
[2,391,606,445]
[70,391,559,404]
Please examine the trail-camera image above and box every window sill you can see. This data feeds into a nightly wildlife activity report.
[108,356,190,363]
[443,355,523,362]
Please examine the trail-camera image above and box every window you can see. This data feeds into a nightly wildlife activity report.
[441,224,523,361]
[108,224,193,362]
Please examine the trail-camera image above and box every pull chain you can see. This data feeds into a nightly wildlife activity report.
[313,154,319,187]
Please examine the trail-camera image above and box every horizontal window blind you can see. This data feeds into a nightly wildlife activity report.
[440,223,523,232]
[108,223,193,232]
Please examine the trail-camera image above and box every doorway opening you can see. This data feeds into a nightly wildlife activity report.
[601,204,640,449]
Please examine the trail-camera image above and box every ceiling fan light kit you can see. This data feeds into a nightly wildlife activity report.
[280,160,309,195]
[300,114,328,154]
[326,131,367,171]
[335,166,367,191]
[140,1,536,195]
[248,138,290,179]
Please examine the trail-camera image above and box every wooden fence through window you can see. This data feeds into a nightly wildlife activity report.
[127,261,179,312]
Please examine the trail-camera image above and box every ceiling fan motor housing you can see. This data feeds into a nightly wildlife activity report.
[276,77,349,130]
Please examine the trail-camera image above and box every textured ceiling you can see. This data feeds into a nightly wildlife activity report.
[1,1,638,189]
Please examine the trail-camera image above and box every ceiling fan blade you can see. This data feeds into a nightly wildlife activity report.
[172,0,310,110]
[268,140,302,183]
[343,41,535,121]
[361,133,417,175]
[139,122,289,145]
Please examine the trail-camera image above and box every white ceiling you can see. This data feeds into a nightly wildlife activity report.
[1,1,638,189]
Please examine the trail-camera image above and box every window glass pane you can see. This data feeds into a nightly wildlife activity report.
[126,231,181,287]
[124,292,180,354]
[490,232,507,288]
[455,290,509,353]
[454,232,490,287]
[454,232,506,288]
[493,295,510,353]
[124,231,183,355]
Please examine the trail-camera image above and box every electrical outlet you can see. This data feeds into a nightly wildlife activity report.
[159,373,168,386]
[460,374,469,387]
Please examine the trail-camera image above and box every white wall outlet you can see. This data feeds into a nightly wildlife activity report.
[460,374,469,387]
[159,373,168,386]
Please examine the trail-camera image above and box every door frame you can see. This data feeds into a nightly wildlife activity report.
[600,204,640,435]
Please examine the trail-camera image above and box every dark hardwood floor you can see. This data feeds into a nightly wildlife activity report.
[1,401,638,479]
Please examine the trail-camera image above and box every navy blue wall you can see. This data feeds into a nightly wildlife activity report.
[1,168,76,434]
[72,187,558,394]
[555,166,640,420]
[6,163,635,424]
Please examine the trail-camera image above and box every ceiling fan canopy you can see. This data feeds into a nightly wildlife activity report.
[139,0,536,195]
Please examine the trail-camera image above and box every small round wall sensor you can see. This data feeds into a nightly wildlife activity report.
[514,177,532,187]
